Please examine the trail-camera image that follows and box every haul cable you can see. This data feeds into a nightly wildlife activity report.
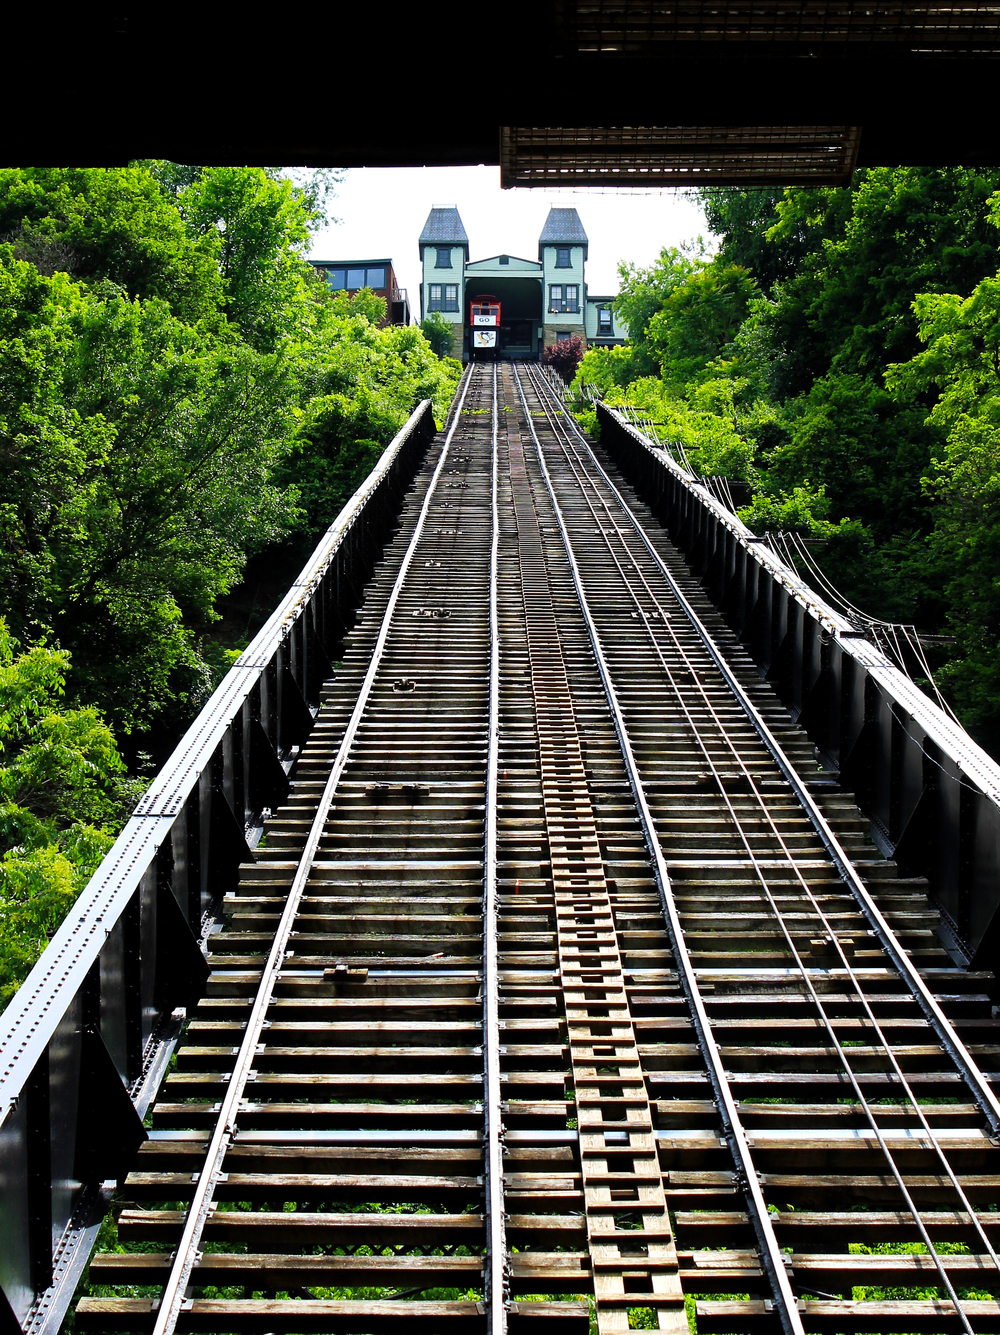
[542,370,1000,1298]
[530,364,1000,1140]
[511,363,805,1335]
[484,362,507,1331]
[523,364,997,1327]
[150,364,476,1335]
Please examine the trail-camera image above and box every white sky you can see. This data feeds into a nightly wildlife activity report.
[308,165,709,313]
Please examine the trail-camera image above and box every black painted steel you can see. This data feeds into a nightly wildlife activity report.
[596,401,1000,971]
[0,400,437,1333]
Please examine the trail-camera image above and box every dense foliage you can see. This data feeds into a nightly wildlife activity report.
[0,164,460,1006]
[0,622,140,1005]
[419,310,455,358]
[573,168,1000,754]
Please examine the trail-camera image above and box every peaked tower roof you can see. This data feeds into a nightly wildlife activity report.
[419,207,469,249]
[538,207,588,258]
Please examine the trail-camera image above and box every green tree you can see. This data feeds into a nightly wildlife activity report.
[589,244,757,396]
[756,168,1000,401]
[0,166,225,326]
[888,238,1000,747]
[0,247,300,732]
[284,291,461,535]
[179,166,317,351]
[420,311,455,358]
[767,372,938,537]
[612,246,705,378]
[701,186,804,293]
[574,166,1000,738]
[0,622,138,1007]
[646,260,757,392]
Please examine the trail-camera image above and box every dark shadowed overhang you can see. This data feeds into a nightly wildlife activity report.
[5,2,1000,182]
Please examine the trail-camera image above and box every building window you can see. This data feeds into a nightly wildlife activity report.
[557,332,571,345]
[322,265,388,291]
[555,246,572,268]
[499,254,509,265]
[429,284,459,312]
[598,307,613,334]
[549,284,579,314]
[436,248,452,268]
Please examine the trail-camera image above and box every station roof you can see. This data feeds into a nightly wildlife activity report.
[538,208,589,258]
[419,208,470,249]
[467,254,541,271]
[310,258,394,268]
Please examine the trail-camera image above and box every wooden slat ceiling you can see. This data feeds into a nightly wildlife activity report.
[497,5,1000,187]
[500,125,862,188]
[552,1,1000,55]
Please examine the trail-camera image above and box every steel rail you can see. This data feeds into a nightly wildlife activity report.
[539,367,1000,1142]
[511,364,806,1335]
[483,362,507,1332]
[548,391,1000,1287]
[557,414,998,1278]
[149,364,476,1335]
[524,367,995,1326]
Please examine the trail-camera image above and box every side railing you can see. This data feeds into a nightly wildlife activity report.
[596,400,1000,972]
[0,399,438,1333]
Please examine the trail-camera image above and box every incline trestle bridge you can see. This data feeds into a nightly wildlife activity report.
[5,363,1000,1335]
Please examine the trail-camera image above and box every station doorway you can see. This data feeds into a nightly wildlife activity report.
[465,277,543,361]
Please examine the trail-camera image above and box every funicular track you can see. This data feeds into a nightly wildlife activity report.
[76,362,1000,1335]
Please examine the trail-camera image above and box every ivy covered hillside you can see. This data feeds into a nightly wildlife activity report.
[573,168,1000,757]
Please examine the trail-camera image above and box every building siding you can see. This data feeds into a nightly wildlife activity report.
[540,245,586,332]
[585,297,627,344]
[420,244,466,324]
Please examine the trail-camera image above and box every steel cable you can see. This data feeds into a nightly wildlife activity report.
[523,364,999,1327]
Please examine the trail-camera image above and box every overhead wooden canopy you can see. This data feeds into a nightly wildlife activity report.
[3,3,999,180]
[500,125,864,187]
[551,0,1000,55]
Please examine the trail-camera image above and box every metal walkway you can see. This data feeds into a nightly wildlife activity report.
[7,362,1000,1334]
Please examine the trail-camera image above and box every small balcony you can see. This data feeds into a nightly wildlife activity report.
[390,287,410,326]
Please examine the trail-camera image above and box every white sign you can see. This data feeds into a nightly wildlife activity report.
[473,330,497,348]
[473,313,498,326]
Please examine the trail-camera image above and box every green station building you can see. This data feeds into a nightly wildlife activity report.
[418,205,627,362]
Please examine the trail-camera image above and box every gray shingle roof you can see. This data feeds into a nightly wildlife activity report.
[538,207,588,246]
[419,207,469,247]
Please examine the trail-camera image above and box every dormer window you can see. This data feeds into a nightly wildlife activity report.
[436,248,452,268]
[556,247,572,268]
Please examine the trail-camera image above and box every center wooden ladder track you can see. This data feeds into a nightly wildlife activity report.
[76,361,1000,1335]
[507,413,687,1332]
